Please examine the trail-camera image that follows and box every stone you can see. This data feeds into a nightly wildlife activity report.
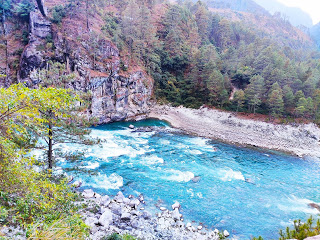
[85,217,98,227]
[142,211,152,220]
[121,212,131,221]
[131,210,141,216]
[224,230,230,237]
[82,189,95,198]
[172,202,181,210]
[123,197,130,204]
[101,195,111,207]
[176,221,184,228]
[160,207,166,211]
[98,209,113,228]
[114,191,125,203]
[90,225,99,234]
[191,176,201,183]
[131,219,141,229]
[308,203,320,211]
[91,231,106,240]
[129,198,140,208]
[109,203,122,216]
[171,208,180,221]
[197,225,203,230]
[72,180,82,188]
[139,194,144,201]
[67,175,74,183]
[129,124,135,129]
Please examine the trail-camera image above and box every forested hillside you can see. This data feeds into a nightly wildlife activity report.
[97,0,320,122]
[1,0,320,124]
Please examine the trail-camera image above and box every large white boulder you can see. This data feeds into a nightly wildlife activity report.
[82,189,95,198]
[98,209,113,228]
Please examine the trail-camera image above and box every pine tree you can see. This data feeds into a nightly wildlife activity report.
[233,89,245,112]
[245,75,265,114]
[268,83,284,117]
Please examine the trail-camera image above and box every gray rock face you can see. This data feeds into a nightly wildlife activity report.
[18,6,153,124]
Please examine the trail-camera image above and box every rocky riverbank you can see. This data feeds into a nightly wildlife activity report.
[79,189,227,240]
[148,105,320,158]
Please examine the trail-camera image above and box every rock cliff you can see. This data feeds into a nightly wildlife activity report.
[17,0,153,124]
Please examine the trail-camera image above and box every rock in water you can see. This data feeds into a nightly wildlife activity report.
[191,176,201,183]
[172,202,181,210]
[82,189,95,198]
[98,209,113,228]
[224,230,230,237]
[308,203,320,211]
[172,208,180,221]
[129,124,135,129]
[129,198,140,208]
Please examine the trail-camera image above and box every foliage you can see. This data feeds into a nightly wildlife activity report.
[26,215,89,240]
[100,0,320,122]
[29,62,97,169]
[104,233,137,240]
[0,84,89,237]
[14,0,35,21]
[50,5,66,24]
[252,216,320,240]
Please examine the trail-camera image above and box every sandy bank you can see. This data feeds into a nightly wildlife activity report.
[148,105,320,158]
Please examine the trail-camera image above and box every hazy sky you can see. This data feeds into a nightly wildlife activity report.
[277,0,320,24]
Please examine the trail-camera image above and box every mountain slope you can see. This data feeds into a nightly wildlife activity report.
[311,23,320,48]
[253,0,313,27]
[204,0,269,15]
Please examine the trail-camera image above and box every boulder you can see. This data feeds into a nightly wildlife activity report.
[123,197,130,204]
[129,198,140,208]
[114,191,125,203]
[85,217,98,227]
[224,230,230,237]
[172,202,181,210]
[109,203,122,216]
[171,208,180,221]
[82,189,95,198]
[191,176,201,183]
[131,219,141,229]
[142,211,152,220]
[129,124,135,129]
[308,203,320,211]
[98,209,113,228]
[72,180,82,188]
[121,212,131,221]
[101,195,111,207]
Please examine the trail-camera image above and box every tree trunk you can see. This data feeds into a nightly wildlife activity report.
[2,9,9,87]
[48,120,53,169]
[86,0,89,30]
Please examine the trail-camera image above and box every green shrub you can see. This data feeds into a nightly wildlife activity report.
[26,215,89,240]
[50,5,66,24]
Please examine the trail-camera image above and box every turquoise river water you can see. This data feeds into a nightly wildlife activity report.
[55,119,320,239]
